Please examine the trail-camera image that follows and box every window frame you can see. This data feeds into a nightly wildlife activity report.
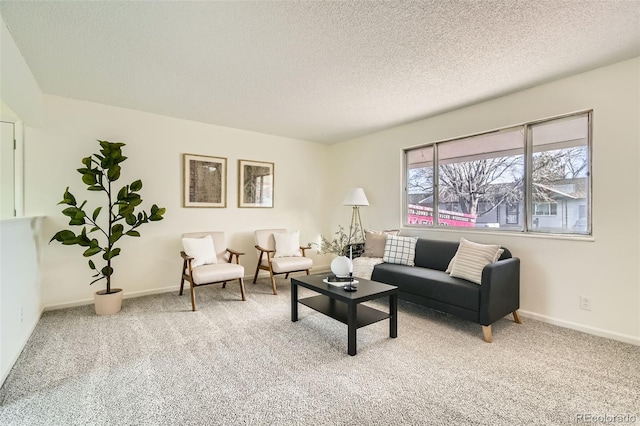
[403,110,592,237]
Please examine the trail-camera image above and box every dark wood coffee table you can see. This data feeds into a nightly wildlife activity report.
[291,274,398,356]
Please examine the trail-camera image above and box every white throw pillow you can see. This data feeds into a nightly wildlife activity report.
[182,235,217,267]
[274,231,302,257]
[449,238,503,285]
[383,235,418,266]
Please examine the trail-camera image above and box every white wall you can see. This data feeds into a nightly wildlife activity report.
[0,217,43,385]
[327,58,640,344]
[0,16,44,125]
[25,95,332,308]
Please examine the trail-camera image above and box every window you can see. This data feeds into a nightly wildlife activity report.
[533,203,557,216]
[404,111,591,235]
[506,202,519,224]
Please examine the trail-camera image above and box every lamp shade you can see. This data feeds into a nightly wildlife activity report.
[343,188,369,206]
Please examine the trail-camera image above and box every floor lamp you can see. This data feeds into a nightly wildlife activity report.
[343,188,369,244]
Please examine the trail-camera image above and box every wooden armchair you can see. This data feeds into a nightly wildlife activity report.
[252,229,313,295]
[180,232,246,311]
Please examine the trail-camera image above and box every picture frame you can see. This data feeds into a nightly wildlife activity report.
[183,153,227,208]
[238,160,274,208]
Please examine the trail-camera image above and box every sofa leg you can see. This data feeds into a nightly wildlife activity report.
[513,310,523,324]
[482,325,492,343]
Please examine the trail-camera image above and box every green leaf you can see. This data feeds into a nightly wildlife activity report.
[103,248,121,260]
[58,187,77,206]
[82,173,97,186]
[126,230,140,237]
[109,225,123,245]
[87,185,103,191]
[149,205,166,221]
[125,214,136,226]
[62,206,79,217]
[88,259,96,269]
[76,230,91,247]
[50,229,76,244]
[119,204,134,217]
[101,266,114,276]
[130,180,142,192]
[117,186,128,201]
[107,165,121,181]
[128,194,142,207]
[83,247,102,257]
[92,207,102,221]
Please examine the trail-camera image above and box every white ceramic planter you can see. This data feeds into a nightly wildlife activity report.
[94,288,123,315]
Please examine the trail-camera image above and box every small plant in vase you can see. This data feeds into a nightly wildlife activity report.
[310,224,364,277]
[50,140,166,315]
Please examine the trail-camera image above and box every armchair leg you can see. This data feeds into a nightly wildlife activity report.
[482,325,492,343]
[222,281,227,289]
[513,310,523,324]
[189,282,197,312]
[253,263,260,284]
[239,278,246,301]
[179,275,185,296]
[305,269,310,276]
[269,270,278,295]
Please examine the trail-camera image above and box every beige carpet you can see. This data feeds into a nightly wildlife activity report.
[1,275,638,425]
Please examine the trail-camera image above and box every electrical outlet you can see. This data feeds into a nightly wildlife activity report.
[580,295,592,311]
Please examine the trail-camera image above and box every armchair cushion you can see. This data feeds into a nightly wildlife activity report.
[182,235,217,267]
[274,230,302,257]
[191,263,244,285]
[270,256,313,273]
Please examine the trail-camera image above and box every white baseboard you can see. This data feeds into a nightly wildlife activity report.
[43,268,333,312]
[518,310,640,346]
[43,285,178,311]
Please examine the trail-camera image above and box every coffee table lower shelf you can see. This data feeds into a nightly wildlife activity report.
[299,295,390,328]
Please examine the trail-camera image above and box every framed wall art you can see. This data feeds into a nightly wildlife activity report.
[183,153,227,208]
[238,160,274,208]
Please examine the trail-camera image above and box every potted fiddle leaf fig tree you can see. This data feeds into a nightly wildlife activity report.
[50,140,166,315]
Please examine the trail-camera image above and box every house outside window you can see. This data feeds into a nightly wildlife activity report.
[404,111,591,236]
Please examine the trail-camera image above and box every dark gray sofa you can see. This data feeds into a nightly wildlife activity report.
[370,238,521,342]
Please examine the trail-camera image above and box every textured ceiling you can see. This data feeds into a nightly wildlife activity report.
[1,1,639,144]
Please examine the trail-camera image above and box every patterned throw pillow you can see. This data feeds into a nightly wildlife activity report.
[449,238,503,284]
[383,235,418,266]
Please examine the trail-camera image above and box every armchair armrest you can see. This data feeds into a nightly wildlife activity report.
[226,248,245,264]
[479,257,520,326]
[255,245,274,254]
[180,251,194,273]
